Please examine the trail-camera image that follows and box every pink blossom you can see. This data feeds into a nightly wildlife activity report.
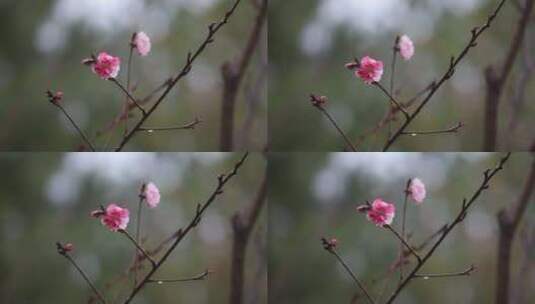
[133,32,151,56]
[46,90,63,105]
[93,204,130,231]
[408,178,426,204]
[355,56,384,84]
[398,35,414,61]
[90,52,121,79]
[329,238,338,248]
[143,182,160,208]
[366,198,395,227]
[64,243,74,252]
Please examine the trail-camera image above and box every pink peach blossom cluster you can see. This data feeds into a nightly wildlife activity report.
[91,182,161,231]
[356,177,426,227]
[346,34,415,84]
[82,31,152,80]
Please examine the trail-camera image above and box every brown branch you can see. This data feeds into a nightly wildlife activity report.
[506,28,535,148]
[321,238,376,304]
[484,0,534,151]
[310,95,358,151]
[385,225,422,263]
[383,0,508,151]
[114,0,243,151]
[354,81,435,147]
[373,82,410,119]
[119,229,157,269]
[220,0,267,151]
[96,78,172,139]
[147,270,211,284]
[124,42,135,137]
[136,117,202,133]
[496,156,535,304]
[401,122,464,136]
[229,168,267,304]
[56,242,107,304]
[109,78,147,116]
[414,265,475,279]
[46,92,96,152]
[384,153,511,303]
[399,179,411,283]
[121,152,248,304]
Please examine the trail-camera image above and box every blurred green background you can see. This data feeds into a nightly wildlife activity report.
[0,152,266,303]
[269,153,534,303]
[0,0,266,151]
[269,0,535,151]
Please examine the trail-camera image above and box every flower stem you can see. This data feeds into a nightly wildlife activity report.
[124,46,134,137]
[120,229,156,268]
[399,179,411,283]
[317,106,357,151]
[374,82,410,119]
[134,195,144,286]
[328,248,376,304]
[110,78,146,116]
[61,254,107,304]
[385,225,422,263]
[389,38,399,138]
[56,104,96,151]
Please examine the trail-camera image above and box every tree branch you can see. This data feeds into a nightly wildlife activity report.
[496,156,535,304]
[220,0,267,151]
[56,242,107,304]
[121,152,249,304]
[321,238,376,304]
[229,167,267,304]
[414,265,475,279]
[114,0,243,151]
[310,94,358,151]
[50,100,96,152]
[383,0,508,151]
[384,153,511,303]
[484,0,534,151]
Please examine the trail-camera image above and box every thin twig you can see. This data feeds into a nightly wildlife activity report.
[399,179,411,283]
[134,194,144,287]
[414,265,475,279]
[147,270,211,284]
[55,104,96,151]
[124,43,134,137]
[385,225,422,263]
[388,36,400,138]
[120,229,157,268]
[114,0,243,151]
[373,82,410,119]
[136,117,202,133]
[401,122,464,136]
[121,153,248,304]
[354,81,436,147]
[384,153,511,304]
[109,78,147,116]
[319,107,357,151]
[310,95,357,151]
[321,238,376,304]
[96,78,173,139]
[56,243,107,304]
[383,0,508,151]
